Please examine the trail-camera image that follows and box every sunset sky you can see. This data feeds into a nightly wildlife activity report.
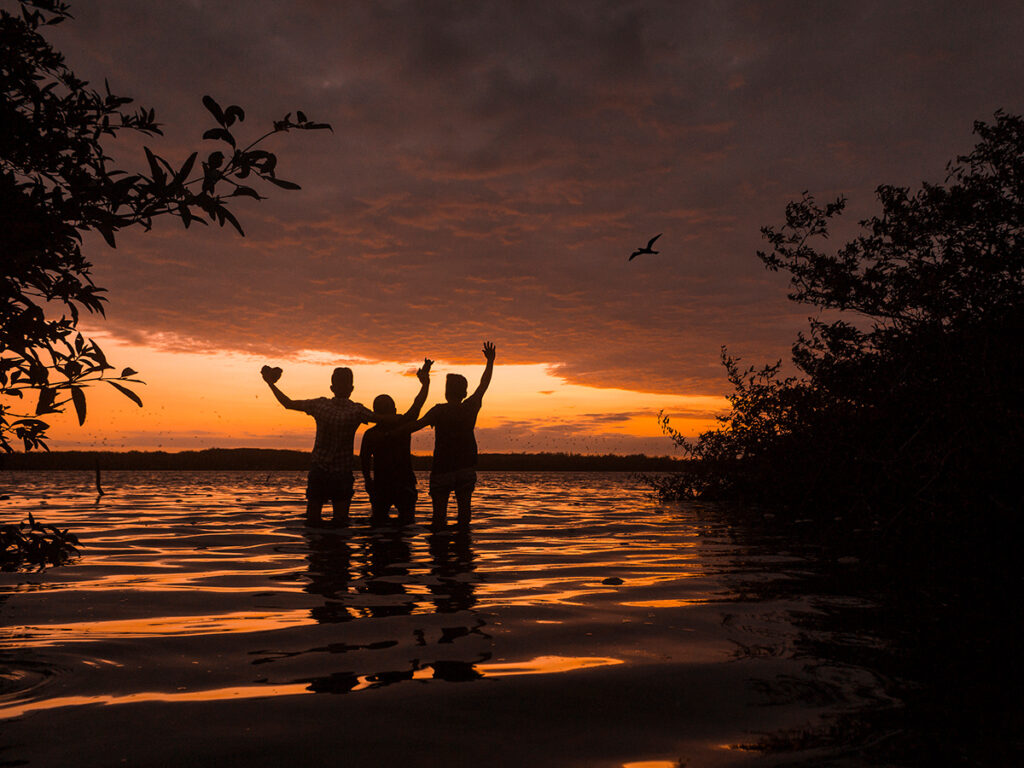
[34,0,1024,454]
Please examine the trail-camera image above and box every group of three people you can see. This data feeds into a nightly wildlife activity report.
[261,342,496,530]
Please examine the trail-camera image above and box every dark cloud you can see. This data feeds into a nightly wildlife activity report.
[41,0,1024,394]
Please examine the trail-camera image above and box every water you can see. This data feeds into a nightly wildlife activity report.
[0,472,1007,766]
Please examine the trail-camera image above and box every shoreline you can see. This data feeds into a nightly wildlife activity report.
[1,448,687,473]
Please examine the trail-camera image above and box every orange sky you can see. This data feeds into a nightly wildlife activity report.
[41,330,725,455]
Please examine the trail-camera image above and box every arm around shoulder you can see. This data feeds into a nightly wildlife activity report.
[397,404,437,435]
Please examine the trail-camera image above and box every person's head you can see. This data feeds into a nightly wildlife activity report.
[445,373,468,404]
[372,394,397,416]
[330,367,354,398]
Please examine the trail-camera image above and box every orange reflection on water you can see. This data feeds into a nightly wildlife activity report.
[474,571,694,608]
[1,471,726,738]
[40,573,309,594]
[2,609,312,648]
[477,655,623,677]
[620,598,709,608]
[0,656,624,719]
[0,682,312,719]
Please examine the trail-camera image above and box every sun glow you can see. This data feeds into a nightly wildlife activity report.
[37,331,726,454]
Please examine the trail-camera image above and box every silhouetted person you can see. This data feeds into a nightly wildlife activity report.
[261,365,376,526]
[407,342,496,529]
[360,359,432,526]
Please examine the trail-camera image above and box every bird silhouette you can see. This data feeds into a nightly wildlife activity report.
[629,233,662,261]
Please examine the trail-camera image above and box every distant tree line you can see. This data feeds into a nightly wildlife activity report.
[655,111,1023,537]
[1,448,686,472]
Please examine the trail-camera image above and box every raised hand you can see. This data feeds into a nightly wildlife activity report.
[261,365,283,384]
[417,358,434,384]
[482,341,496,362]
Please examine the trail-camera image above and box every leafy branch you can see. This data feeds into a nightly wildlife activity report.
[1,0,331,453]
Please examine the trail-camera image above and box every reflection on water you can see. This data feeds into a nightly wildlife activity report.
[2,472,692,711]
[0,471,1010,766]
[718,518,1023,767]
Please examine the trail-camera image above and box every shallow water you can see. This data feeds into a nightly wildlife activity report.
[0,472,919,766]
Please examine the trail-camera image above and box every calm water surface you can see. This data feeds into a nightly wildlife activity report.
[0,472,901,766]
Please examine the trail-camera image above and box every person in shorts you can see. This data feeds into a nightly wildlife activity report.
[261,365,375,527]
[360,359,432,526]
[406,342,495,530]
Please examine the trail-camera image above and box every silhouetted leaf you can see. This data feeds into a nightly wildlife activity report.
[107,380,143,407]
[266,177,301,190]
[224,105,245,125]
[144,146,165,185]
[232,186,260,199]
[121,367,138,378]
[219,206,245,236]
[70,386,86,425]
[203,128,236,147]
[97,226,116,248]
[88,342,110,371]
[110,174,140,200]
[35,388,55,415]
[173,152,198,187]
[202,95,225,125]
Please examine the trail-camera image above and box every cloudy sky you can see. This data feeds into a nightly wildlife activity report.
[31,0,1024,453]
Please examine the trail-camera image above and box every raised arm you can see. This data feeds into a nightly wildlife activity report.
[261,366,302,411]
[402,358,434,420]
[470,341,496,401]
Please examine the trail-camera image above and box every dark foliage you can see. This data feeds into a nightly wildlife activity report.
[1,0,330,454]
[657,111,1024,526]
[713,510,1022,766]
[0,512,79,570]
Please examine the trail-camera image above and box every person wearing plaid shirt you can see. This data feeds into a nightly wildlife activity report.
[261,365,375,526]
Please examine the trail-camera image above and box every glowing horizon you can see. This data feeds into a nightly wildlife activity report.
[37,329,727,456]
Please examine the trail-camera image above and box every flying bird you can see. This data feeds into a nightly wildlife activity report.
[629,233,662,261]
